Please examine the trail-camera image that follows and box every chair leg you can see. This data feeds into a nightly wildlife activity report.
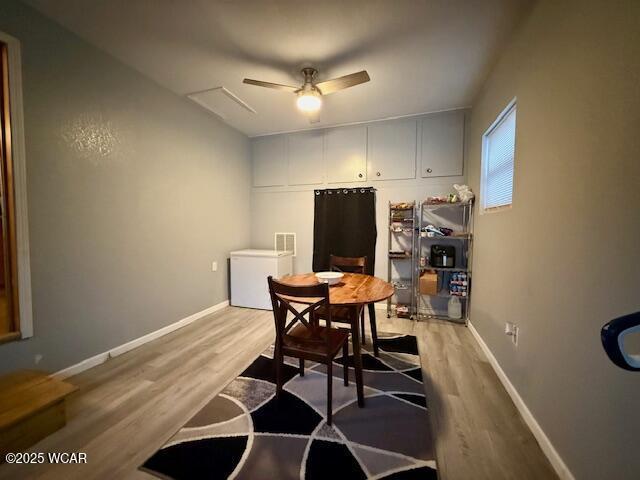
[299,358,305,377]
[275,345,283,399]
[343,341,349,386]
[351,306,365,407]
[360,308,366,345]
[369,303,379,357]
[327,359,333,425]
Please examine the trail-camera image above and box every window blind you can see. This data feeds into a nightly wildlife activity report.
[483,104,516,209]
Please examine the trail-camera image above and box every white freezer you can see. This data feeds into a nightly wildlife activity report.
[230,249,293,310]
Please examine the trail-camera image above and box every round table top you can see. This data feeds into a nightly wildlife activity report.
[279,272,395,306]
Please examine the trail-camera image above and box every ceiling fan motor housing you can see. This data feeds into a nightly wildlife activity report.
[301,67,318,84]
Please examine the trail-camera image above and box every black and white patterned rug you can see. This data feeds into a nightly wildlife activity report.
[141,334,437,479]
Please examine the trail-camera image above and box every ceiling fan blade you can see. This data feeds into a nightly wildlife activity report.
[243,78,298,92]
[315,70,370,95]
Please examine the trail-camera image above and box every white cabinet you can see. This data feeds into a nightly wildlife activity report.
[252,135,286,187]
[420,110,465,178]
[367,119,417,180]
[324,126,367,183]
[287,131,324,185]
[250,112,465,187]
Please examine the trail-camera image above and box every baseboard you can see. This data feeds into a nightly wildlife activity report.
[467,322,575,480]
[53,351,110,380]
[54,300,229,380]
[108,301,229,357]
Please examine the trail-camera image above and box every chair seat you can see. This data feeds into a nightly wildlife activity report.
[315,305,353,323]
[283,324,349,358]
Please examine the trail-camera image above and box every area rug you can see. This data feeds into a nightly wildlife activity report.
[141,334,437,479]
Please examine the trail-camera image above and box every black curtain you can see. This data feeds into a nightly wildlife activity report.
[312,187,377,275]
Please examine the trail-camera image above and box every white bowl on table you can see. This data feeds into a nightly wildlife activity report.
[315,271,344,286]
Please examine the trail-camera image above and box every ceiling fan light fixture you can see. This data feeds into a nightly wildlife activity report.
[244,67,369,121]
[296,91,322,113]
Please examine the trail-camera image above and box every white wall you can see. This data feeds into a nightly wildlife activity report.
[467,0,640,478]
[250,112,468,282]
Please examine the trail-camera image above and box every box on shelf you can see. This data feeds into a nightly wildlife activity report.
[419,270,438,295]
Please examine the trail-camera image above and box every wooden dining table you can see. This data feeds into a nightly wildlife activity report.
[279,272,395,407]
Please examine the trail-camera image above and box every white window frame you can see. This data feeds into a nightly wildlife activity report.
[480,98,517,214]
[1,30,34,338]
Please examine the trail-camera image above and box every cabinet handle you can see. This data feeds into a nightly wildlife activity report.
[426,168,433,174]
[376,171,381,177]
[358,173,363,178]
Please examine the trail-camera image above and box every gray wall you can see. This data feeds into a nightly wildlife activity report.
[0,0,251,374]
[467,0,640,478]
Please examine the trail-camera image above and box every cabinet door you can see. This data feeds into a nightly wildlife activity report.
[287,131,324,185]
[420,110,464,178]
[325,126,367,183]
[252,135,286,187]
[367,119,417,181]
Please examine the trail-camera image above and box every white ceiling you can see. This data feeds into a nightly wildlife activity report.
[26,0,533,137]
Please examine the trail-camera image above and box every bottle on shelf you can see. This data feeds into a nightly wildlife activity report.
[448,297,462,320]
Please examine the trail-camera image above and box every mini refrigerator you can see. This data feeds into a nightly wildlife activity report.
[230,249,293,310]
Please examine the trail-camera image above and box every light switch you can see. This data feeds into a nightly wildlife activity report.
[211,261,218,272]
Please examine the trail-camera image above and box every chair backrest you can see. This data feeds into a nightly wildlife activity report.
[329,255,367,274]
[268,276,332,351]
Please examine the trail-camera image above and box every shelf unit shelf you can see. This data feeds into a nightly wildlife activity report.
[417,200,474,323]
[419,233,472,240]
[387,202,417,320]
[419,290,469,299]
[419,266,470,273]
[391,279,413,290]
[386,199,474,324]
[419,313,466,323]
[422,202,473,210]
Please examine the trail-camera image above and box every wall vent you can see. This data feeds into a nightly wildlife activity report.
[274,232,296,257]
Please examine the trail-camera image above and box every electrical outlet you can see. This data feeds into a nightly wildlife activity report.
[211,261,218,272]
[505,322,519,346]
[34,354,43,365]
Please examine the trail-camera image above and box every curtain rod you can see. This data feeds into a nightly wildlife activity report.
[314,187,377,195]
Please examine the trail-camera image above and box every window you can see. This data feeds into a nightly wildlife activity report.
[481,100,516,211]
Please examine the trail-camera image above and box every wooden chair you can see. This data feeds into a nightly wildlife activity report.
[316,255,380,356]
[268,276,350,425]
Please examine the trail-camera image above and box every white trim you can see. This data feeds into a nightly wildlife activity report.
[53,301,229,379]
[186,86,257,115]
[0,30,33,338]
[467,322,575,480]
[480,97,516,213]
[52,351,111,380]
[249,106,471,138]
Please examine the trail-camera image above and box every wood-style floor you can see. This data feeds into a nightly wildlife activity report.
[0,307,557,480]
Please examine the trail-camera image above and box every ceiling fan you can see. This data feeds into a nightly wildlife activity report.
[243,67,370,123]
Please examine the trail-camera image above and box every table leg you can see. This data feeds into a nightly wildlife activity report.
[368,303,380,357]
[351,305,365,407]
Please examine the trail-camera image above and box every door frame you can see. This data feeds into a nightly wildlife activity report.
[0,30,33,340]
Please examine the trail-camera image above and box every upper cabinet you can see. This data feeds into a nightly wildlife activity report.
[250,111,465,187]
[420,110,465,178]
[367,119,417,181]
[325,126,367,183]
[252,135,287,187]
[287,131,324,185]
